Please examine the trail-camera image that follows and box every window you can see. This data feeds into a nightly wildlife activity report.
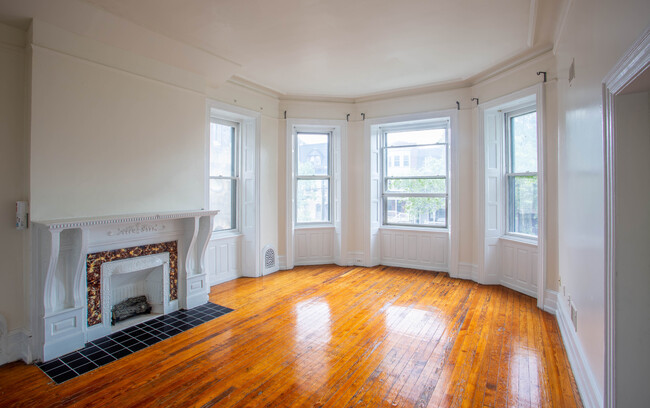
[209,118,239,231]
[505,108,537,237]
[295,132,331,224]
[381,121,449,227]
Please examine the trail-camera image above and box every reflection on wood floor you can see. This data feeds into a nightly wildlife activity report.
[0,265,583,407]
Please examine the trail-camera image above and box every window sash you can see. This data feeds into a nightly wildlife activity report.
[380,124,449,228]
[504,106,538,237]
[295,130,332,225]
[209,118,240,232]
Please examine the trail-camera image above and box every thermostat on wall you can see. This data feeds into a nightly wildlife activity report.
[16,201,28,230]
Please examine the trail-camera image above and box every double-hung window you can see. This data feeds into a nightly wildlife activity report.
[295,131,331,224]
[505,108,538,237]
[209,118,239,231]
[381,121,449,227]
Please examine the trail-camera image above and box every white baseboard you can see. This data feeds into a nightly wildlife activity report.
[209,272,240,286]
[294,258,336,266]
[278,255,289,270]
[1,329,32,365]
[543,289,558,314]
[556,294,603,408]
[379,260,449,273]
[457,263,478,280]
[347,251,365,266]
[499,280,537,299]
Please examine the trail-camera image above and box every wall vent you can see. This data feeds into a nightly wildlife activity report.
[262,244,279,275]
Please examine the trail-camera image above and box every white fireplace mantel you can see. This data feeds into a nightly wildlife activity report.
[30,210,219,362]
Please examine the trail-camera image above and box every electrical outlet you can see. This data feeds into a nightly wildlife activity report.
[570,301,578,331]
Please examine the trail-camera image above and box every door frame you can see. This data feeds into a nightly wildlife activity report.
[602,27,649,408]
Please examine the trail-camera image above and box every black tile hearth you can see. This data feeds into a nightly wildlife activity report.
[37,302,233,384]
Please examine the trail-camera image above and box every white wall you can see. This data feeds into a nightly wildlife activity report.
[555,0,650,398]
[614,90,650,407]
[0,23,27,332]
[29,45,205,221]
[260,115,279,256]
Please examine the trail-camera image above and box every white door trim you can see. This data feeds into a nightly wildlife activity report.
[602,27,650,408]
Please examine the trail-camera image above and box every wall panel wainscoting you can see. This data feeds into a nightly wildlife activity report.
[0,265,582,407]
[380,228,448,271]
[205,234,241,285]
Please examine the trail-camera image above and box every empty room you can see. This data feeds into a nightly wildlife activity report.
[0,0,648,407]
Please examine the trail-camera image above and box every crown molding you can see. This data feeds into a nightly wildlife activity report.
[228,75,284,99]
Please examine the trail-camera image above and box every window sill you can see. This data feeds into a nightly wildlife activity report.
[500,235,537,247]
[210,230,243,240]
[294,224,335,230]
[380,225,449,233]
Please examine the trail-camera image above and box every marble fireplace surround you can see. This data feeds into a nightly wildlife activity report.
[31,210,218,362]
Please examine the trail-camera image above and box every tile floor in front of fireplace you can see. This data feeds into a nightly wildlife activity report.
[37,302,233,384]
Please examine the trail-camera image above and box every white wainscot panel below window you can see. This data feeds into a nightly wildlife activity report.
[499,238,538,297]
[294,227,335,265]
[205,234,241,286]
[379,228,448,272]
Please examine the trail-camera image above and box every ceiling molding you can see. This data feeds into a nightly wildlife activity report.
[227,76,284,99]
[242,46,556,104]
[553,0,574,55]
[527,0,539,47]
[0,21,26,49]
[467,44,553,87]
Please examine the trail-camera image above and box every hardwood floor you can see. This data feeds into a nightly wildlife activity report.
[0,265,582,407]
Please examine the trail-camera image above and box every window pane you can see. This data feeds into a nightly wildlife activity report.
[510,111,537,173]
[386,178,446,194]
[210,122,235,177]
[297,133,329,176]
[386,128,446,146]
[296,179,330,223]
[385,197,446,227]
[386,145,446,177]
[210,179,236,230]
[508,175,538,236]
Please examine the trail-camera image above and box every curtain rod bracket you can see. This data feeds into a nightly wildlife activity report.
[346,114,350,122]
[456,101,460,110]
[284,110,287,119]
[471,97,479,105]
[537,71,547,82]
[361,113,365,120]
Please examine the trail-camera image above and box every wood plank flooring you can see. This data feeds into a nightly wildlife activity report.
[0,265,582,407]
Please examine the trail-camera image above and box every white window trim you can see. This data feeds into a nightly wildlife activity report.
[364,109,459,277]
[478,83,546,308]
[285,118,347,269]
[206,100,261,277]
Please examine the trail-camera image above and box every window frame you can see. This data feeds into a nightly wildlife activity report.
[208,117,241,232]
[294,130,333,226]
[504,106,538,239]
[380,120,450,229]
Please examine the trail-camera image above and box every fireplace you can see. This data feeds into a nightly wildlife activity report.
[31,210,218,361]
[100,252,171,333]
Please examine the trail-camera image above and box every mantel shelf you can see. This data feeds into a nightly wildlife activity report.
[32,209,220,230]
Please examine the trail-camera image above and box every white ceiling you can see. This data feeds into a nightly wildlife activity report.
[2,0,564,98]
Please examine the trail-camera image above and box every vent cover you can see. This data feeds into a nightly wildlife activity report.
[261,244,279,275]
